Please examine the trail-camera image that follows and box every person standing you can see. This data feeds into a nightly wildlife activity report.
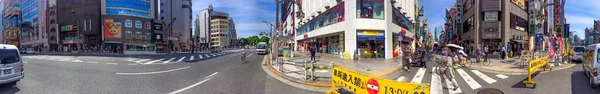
[501,45,506,60]
[484,45,489,62]
[310,46,316,61]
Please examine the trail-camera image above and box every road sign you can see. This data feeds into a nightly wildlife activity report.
[331,66,430,94]
[537,24,542,28]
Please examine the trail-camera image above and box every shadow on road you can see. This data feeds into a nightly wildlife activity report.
[571,71,600,93]
[511,72,540,89]
[0,81,21,93]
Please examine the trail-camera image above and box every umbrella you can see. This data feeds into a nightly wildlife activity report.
[445,44,463,49]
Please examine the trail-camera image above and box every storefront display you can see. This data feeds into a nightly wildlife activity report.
[328,36,340,54]
[357,30,385,58]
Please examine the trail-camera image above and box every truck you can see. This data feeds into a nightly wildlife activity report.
[257,42,268,55]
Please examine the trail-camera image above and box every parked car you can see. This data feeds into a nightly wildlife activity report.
[0,44,25,85]
[25,49,35,54]
[572,46,585,62]
[583,44,600,88]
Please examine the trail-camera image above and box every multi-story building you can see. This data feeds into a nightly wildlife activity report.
[196,5,213,51]
[47,0,59,51]
[159,0,192,51]
[20,0,48,52]
[0,0,4,43]
[294,0,419,59]
[2,0,21,46]
[101,0,157,54]
[57,0,101,52]
[228,18,236,47]
[456,0,528,56]
[210,11,230,48]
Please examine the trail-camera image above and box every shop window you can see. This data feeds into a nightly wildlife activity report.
[146,32,151,40]
[126,20,132,27]
[135,20,142,28]
[146,22,151,29]
[357,0,384,19]
[125,31,132,39]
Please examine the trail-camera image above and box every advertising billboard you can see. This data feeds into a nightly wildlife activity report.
[104,19,122,39]
[511,0,525,10]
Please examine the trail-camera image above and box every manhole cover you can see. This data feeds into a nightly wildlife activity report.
[477,88,503,94]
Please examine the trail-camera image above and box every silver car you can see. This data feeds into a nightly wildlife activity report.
[0,44,24,85]
[573,46,585,61]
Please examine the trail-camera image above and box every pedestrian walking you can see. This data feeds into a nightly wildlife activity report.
[501,46,506,60]
[310,46,316,61]
[484,45,489,62]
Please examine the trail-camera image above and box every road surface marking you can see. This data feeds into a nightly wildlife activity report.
[445,77,462,94]
[169,72,218,94]
[135,59,151,63]
[410,68,427,83]
[163,58,176,64]
[198,55,203,59]
[215,53,221,55]
[189,56,194,60]
[144,58,165,64]
[116,66,191,75]
[471,70,497,84]
[58,58,71,61]
[24,61,28,63]
[495,74,509,79]
[72,60,83,62]
[47,57,58,60]
[247,54,253,57]
[205,54,211,58]
[177,57,186,62]
[456,69,482,89]
[126,59,137,62]
[106,63,118,65]
[210,53,216,57]
[430,67,443,94]
[127,64,138,65]
[396,76,405,81]
[88,61,98,63]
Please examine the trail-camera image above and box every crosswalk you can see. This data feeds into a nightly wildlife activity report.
[396,67,510,94]
[22,55,83,62]
[124,52,234,65]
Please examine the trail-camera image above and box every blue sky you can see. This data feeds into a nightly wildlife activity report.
[419,0,595,39]
[191,0,276,38]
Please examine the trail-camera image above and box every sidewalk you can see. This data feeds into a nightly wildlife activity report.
[267,51,403,86]
[460,55,575,75]
[24,50,232,57]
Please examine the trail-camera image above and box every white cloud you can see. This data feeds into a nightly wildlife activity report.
[566,14,595,25]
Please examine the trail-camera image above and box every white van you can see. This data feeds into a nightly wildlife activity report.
[583,44,600,88]
[256,42,268,55]
[572,46,585,61]
[0,44,24,85]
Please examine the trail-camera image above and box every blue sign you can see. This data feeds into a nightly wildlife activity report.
[564,24,570,38]
[536,34,543,38]
[537,23,542,28]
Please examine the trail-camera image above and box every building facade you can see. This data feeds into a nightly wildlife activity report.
[228,18,236,47]
[47,0,59,51]
[20,0,48,52]
[294,0,419,59]
[196,5,213,50]
[210,12,230,48]
[56,0,102,52]
[101,0,156,54]
[2,0,21,46]
[159,0,192,51]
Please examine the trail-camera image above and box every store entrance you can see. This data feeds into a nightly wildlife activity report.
[358,40,385,58]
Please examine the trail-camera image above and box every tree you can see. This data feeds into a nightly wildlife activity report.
[238,38,248,46]
[247,36,260,45]
[259,36,270,44]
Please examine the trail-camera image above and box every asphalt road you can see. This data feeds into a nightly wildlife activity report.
[0,50,321,94]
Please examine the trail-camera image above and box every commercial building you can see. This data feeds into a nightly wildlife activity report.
[195,5,213,51]
[210,11,230,48]
[294,0,420,59]
[47,0,59,51]
[57,0,102,52]
[456,0,529,56]
[0,0,4,43]
[228,18,237,47]
[20,0,48,52]
[101,0,157,54]
[159,0,192,51]
[2,0,21,46]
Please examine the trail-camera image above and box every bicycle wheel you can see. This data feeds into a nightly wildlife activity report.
[482,60,491,66]
[463,60,472,68]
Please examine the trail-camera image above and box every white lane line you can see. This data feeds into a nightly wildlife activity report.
[126,59,137,62]
[396,76,406,81]
[58,58,71,61]
[106,63,118,65]
[71,60,83,62]
[430,67,443,94]
[456,69,482,89]
[495,74,509,79]
[144,58,165,64]
[135,59,151,63]
[247,54,253,57]
[198,55,203,59]
[410,68,427,83]
[163,58,176,64]
[189,56,195,60]
[471,70,497,84]
[215,53,221,55]
[177,57,186,62]
[205,54,211,58]
[116,66,191,75]
[24,61,28,63]
[169,72,218,94]
[127,64,138,65]
[445,77,462,94]
[88,61,98,63]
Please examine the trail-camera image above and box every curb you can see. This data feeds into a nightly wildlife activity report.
[471,63,576,75]
[264,55,341,87]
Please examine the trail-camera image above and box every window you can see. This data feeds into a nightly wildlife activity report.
[182,5,189,8]
[135,20,142,28]
[510,13,526,31]
[161,10,164,13]
[0,49,20,64]
[146,32,152,40]
[125,31,132,39]
[146,22,151,29]
[357,0,384,19]
[161,16,164,20]
[126,20,132,27]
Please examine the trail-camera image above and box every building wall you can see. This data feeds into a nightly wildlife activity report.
[159,0,192,44]
[210,18,229,48]
[198,9,210,44]
[501,0,528,46]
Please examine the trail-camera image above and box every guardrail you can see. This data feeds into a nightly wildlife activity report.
[522,56,551,88]
[327,63,430,94]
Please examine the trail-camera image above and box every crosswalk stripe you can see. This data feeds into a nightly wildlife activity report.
[430,67,443,94]
[205,54,211,58]
[47,58,58,60]
[135,59,151,63]
[177,57,186,62]
[396,76,405,82]
[127,59,137,62]
[456,69,482,89]
[495,74,509,79]
[71,60,83,62]
[190,56,194,60]
[410,68,427,83]
[216,53,222,55]
[445,77,462,94]
[58,58,71,61]
[144,58,165,64]
[210,54,216,57]
[471,70,497,84]
[198,55,203,59]
[163,58,176,64]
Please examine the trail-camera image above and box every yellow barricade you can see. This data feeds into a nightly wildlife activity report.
[330,65,430,94]
[523,56,551,88]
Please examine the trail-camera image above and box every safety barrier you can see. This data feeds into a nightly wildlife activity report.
[327,64,430,94]
[522,56,551,88]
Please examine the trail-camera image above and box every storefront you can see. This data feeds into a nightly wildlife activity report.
[124,43,156,54]
[357,30,385,58]
[152,33,167,53]
[103,42,122,53]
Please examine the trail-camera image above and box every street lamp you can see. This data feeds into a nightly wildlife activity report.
[71,10,80,53]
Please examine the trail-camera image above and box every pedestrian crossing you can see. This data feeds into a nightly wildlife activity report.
[22,55,83,63]
[396,67,510,94]
[124,52,234,65]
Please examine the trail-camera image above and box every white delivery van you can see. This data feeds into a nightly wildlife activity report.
[0,44,24,85]
[583,44,600,88]
[257,42,268,55]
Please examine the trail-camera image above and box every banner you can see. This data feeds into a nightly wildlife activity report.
[104,19,122,38]
[332,66,430,94]
[548,38,554,58]
[511,0,525,10]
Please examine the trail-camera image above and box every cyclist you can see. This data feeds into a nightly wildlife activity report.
[441,46,459,89]
[457,47,468,66]
[241,48,246,63]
